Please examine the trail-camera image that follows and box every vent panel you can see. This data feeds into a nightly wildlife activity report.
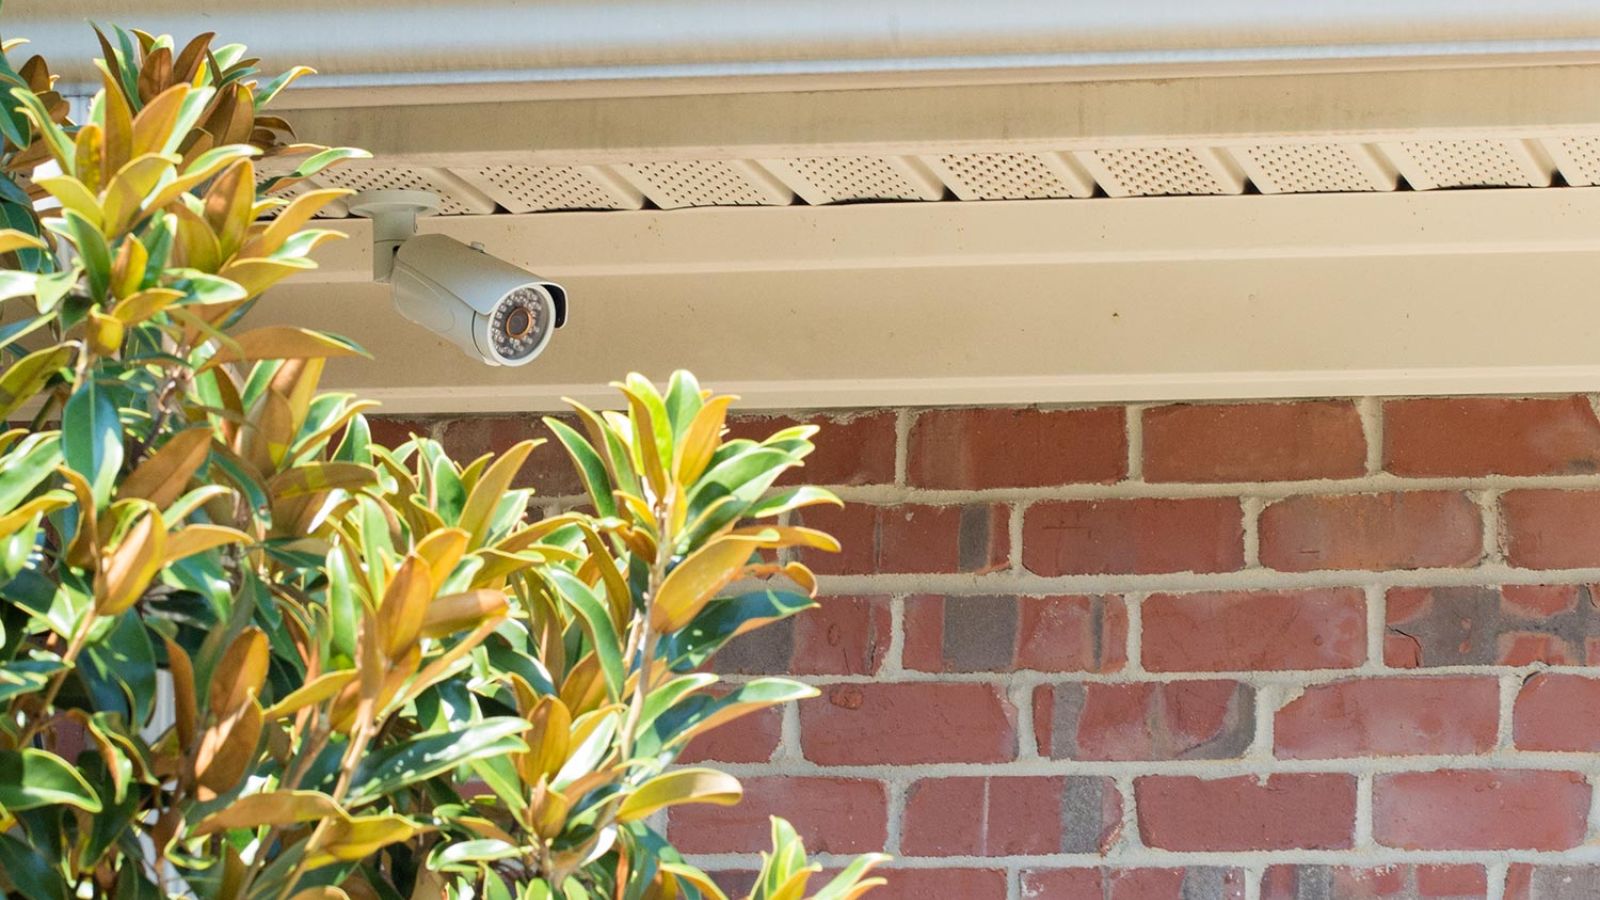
[924,152,1094,200]
[455,165,644,212]
[761,156,942,205]
[312,166,494,215]
[1074,147,1245,197]
[1382,139,1553,190]
[1232,143,1397,193]
[615,160,791,209]
[1542,137,1600,187]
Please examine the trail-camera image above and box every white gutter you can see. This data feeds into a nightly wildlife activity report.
[8,0,1600,92]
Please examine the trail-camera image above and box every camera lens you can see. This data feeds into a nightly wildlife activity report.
[488,286,551,363]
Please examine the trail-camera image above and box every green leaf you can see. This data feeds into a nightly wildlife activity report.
[636,673,718,736]
[0,432,61,510]
[347,717,529,805]
[57,209,110,302]
[808,851,891,900]
[464,755,528,818]
[0,749,103,812]
[260,147,371,192]
[662,370,703,443]
[0,656,65,703]
[544,568,623,701]
[325,546,357,666]
[747,486,842,519]
[80,610,157,726]
[0,833,67,900]
[427,838,520,872]
[62,379,124,508]
[686,447,792,523]
[658,590,816,673]
[553,710,618,790]
[544,418,616,519]
[0,343,71,419]
[0,269,34,301]
[640,678,817,758]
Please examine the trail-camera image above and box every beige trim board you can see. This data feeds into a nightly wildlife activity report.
[262,189,1600,413]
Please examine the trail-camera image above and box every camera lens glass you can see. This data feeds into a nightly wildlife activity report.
[490,286,549,362]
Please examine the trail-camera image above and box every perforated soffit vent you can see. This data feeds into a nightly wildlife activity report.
[272,137,1596,217]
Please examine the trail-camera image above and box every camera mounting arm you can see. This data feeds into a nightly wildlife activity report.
[348,189,443,283]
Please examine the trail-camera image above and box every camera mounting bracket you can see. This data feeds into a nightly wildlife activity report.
[348,189,442,283]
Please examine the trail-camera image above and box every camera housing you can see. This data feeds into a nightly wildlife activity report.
[350,190,568,367]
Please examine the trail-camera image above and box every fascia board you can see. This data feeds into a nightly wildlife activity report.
[11,0,1600,94]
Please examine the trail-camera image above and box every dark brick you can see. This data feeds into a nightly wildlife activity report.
[1385,585,1600,668]
[903,595,1127,674]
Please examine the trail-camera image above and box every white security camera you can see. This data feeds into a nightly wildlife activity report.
[349,190,568,367]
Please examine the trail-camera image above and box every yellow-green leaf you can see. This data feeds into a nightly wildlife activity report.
[0,228,46,255]
[94,507,166,615]
[419,589,508,639]
[110,287,185,325]
[198,326,364,372]
[650,533,772,633]
[617,768,742,823]
[190,789,341,837]
[264,670,358,720]
[162,523,251,565]
[118,427,212,509]
[376,556,431,659]
[209,628,269,716]
[457,439,538,546]
[0,344,72,418]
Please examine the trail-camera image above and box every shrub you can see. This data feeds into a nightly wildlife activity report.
[0,24,885,899]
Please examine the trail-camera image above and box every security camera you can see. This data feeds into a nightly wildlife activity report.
[349,190,567,367]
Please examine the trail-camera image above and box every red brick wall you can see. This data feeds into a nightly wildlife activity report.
[378,395,1600,899]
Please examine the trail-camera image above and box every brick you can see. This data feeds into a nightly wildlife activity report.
[903,595,1127,674]
[1385,586,1600,668]
[726,411,897,486]
[1505,864,1600,900]
[1263,864,1487,899]
[794,502,1009,575]
[1023,498,1243,576]
[1144,401,1366,483]
[714,595,891,677]
[1135,774,1356,851]
[1142,589,1366,672]
[1259,491,1482,571]
[1385,396,1600,477]
[1022,868,1246,900]
[1515,673,1600,751]
[1275,677,1499,758]
[1034,681,1254,761]
[1502,490,1600,568]
[678,703,781,764]
[800,683,1016,765]
[907,406,1126,489]
[1373,770,1589,850]
[901,776,1121,856]
[437,415,585,497]
[364,415,435,448]
[866,869,1007,900]
[666,776,886,854]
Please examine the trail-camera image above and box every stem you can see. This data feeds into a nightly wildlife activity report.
[270,713,374,900]
[15,611,96,745]
[237,717,331,893]
[616,493,674,761]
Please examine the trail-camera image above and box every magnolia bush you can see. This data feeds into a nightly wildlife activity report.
[0,22,886,900]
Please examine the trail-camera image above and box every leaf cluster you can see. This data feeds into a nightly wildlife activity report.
[0,22,887,900]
